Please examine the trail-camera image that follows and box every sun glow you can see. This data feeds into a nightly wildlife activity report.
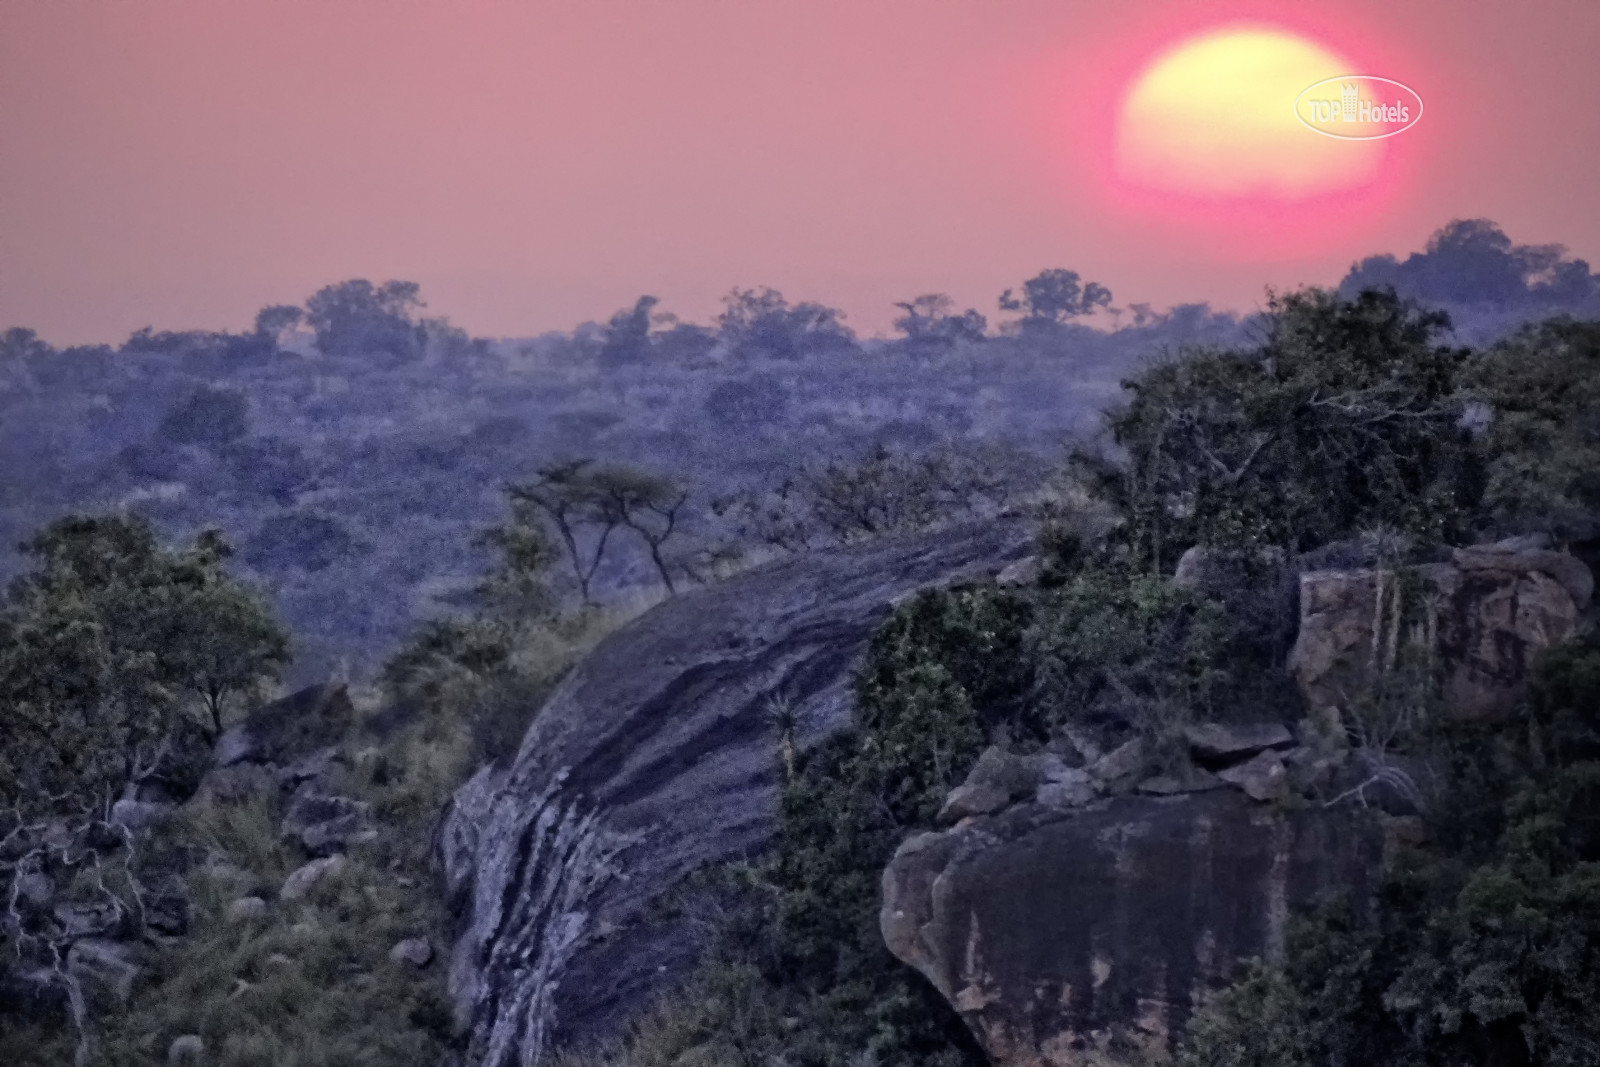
[1115,24,1384,202]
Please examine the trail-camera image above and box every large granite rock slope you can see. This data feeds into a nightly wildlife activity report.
[440,521,1033,1067]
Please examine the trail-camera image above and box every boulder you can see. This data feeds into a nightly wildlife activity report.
[110,798,173,830]
[167,1034,205,1066]
[215,683,354,768]
[1036,768,1099,808]
[1216,749,1290,803]
[227,896,270,923]
[440,521,1032,1067]
[1089,737,1146,783]
[281,787,374,856]
[390,937,435,968]
[1292,551,1583,724]
[939,783,1011,823]
[13,869,54,913]
[53,900,121,940]
[881,791,1385,1067]
[995,556,1042,587]
[1184,722,1294,765]
[280,855,346,901]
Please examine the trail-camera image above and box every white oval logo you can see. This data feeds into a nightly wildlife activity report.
[1295,75,1424,140]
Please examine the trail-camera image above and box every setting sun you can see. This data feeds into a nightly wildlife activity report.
[1115,24,1384,201]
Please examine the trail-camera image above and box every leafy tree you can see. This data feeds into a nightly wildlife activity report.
[999,268,1113,328]
[253,303,305,340]
[598,295,663,369]
[0,516,288,818]
[305,278,425,363]
[1471,318,1600,543]
[1341,218,1599,311]
[0,326,50,394]
[717,287,856,361]
[1085,288,1476,569]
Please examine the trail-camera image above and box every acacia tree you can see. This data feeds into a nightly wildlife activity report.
[506,460,689,602]
[892,294,988,354]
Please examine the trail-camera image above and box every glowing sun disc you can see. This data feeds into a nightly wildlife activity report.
[1115,24,1383,201]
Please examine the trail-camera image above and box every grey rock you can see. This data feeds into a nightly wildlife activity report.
[995,556,1041,587]
[281,787,373,856]
[1036,768,1098,808]
[1217,749,1290,803]
[440,521,1031,1067]
[939,783,1012,823]
[1184,722,1294,764]
[216,683,355,768]
[390,937,435,968]
[227,896,270,923]
[962,746,1045,800]
[167,1034,205,1066]
[880,791,1384,1067]
[53,900,120,940]
[1090,737,1146,783]
[110,797,173,830]
[281,855,346,901]
[14,869,53,912]
[67,938,145,1011]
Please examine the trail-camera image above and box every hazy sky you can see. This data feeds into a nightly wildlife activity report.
[4,0,1598,345]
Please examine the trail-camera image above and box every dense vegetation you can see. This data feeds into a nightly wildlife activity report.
[573,288,1600,1067]
[4,219,1600,1065]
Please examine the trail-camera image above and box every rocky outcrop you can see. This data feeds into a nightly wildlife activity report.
[213,683,354,768]
[1291,538,1592,723]
[440,521,1033,1067]
[881,792,1385,1067]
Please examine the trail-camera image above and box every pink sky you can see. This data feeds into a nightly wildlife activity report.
[3,0,1598,345]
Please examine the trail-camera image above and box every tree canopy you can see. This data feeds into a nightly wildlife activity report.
[0,515,288,820]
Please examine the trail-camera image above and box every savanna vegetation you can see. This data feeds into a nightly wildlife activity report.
[3,219,1599,1065]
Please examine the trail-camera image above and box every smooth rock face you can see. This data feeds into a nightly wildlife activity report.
[881,792,1384,1067]
[1291,549,1587,723]
[441,521,1032,1067]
